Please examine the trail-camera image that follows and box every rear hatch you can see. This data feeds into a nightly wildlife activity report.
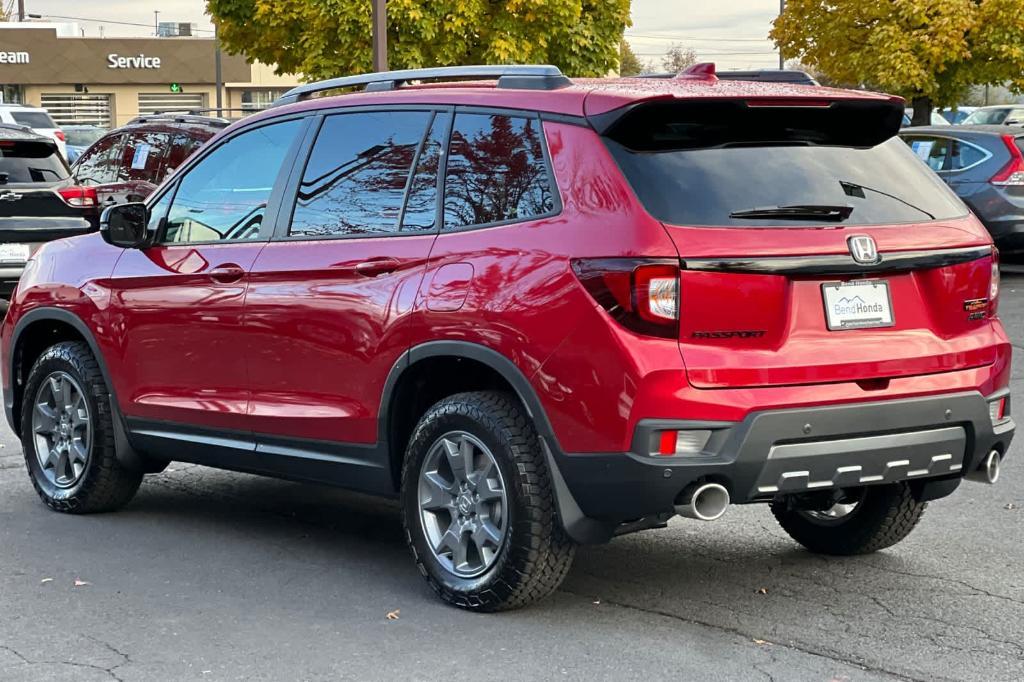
[0,137,96,247]
[599,96,999,388]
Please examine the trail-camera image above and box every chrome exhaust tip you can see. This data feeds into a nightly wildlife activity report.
[965,450,1001,485]
[675,483,730,521]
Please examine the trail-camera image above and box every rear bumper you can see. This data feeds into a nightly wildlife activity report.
[549,390,1014,543]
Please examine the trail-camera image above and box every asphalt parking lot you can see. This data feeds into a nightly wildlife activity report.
[1,279,1023,682]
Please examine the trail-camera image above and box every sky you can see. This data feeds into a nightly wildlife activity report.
[20,0,784,71]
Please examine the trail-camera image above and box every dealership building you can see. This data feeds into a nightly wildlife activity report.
[0,23,301,126]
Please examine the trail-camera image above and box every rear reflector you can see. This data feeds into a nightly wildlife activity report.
[571,258,679,339]
[990,247,1000,317]
[56,186,98,208]
[54,130,66,142]
[990,135,1024,186]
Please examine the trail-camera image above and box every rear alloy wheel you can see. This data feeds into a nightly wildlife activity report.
[21,341,143,513]
[771,483,927,555]
[417,431,508,578]
[401,391,575,611]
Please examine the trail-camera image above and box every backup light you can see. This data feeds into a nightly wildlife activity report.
[990,135,1024,186]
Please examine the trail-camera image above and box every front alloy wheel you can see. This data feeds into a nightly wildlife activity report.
[418,431,508,578]
[32,371,91,489]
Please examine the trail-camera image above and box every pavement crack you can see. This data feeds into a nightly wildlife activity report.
[863,562,1024,607]
[0,643,31,665]
[560,588,932,682]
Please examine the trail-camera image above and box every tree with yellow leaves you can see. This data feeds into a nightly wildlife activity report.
[771,0,1024,125]
[207,0,631,81]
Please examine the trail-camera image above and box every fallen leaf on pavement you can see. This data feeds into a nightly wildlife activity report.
[753,639,768,645]
[40,578,53,584]
[73,579,91,587]
[756,587,768,595]
[593,599,601,605]
[386,609,400,620]
[1005,503,1016,510]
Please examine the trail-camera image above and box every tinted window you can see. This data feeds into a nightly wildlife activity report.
[64,127,105,148]
[0,140,68,183]
[905,137,950,171]
[443,113,554,230]
[163,119,301,244]
[609,137,966,226]
[10,111,56,128]
[401,112,449,232]
[290,111,431,237]
[163,133,201,177]
[116,131,170,184]
[72,133,122,185]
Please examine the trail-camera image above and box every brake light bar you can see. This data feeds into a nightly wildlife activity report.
[990,135,1024,186]
[571,258,679,339]
[56,186,98,208]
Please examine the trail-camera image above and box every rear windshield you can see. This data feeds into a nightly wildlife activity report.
[604,101,967,227]
[10,111,57,129]
[963,109,1009,125]
[0,140,69,183]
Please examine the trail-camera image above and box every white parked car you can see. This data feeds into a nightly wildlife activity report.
[0,104,67,158]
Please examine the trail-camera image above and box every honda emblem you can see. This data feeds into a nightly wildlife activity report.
[848,235,879,265]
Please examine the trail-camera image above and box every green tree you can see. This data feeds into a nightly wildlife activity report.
[619,38,644,76]
[661,43,697,73]
[772,0,1024,126]
[207,0,632,80]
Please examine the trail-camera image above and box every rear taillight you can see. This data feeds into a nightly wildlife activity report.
[990,247,1000,317]
[990,135,1024,186]
[57,186,98,207]
[571,258,679,339]
[54,130,66,142]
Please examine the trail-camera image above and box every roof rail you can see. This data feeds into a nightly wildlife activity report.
[273,64,572,107]
[125,113,231,128]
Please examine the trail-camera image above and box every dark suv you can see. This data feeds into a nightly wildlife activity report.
[70,114,226,207]
[1,65,1013,611]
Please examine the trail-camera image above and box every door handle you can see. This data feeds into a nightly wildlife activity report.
[354,258,400,277]
[208,264,245,283]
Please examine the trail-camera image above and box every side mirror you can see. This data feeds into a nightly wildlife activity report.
[100,202,150,248]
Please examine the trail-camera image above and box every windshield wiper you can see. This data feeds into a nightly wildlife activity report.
[729,204,854,222]
[839,181,935,220]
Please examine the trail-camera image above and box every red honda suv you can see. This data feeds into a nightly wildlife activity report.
[1,65,1014,611]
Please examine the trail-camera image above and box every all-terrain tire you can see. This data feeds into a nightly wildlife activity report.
[21,341,143,513]
[771,483,927,555]
[401,391,576,611]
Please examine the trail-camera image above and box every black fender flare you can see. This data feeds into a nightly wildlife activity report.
[6,306,154,473]
[379,340,614,544]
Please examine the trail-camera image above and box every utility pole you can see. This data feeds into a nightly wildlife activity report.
[372,0,387,72]
[214,24,223,117]
[778,0,785,69]
[154,10,160,36]
[18,0,25,21]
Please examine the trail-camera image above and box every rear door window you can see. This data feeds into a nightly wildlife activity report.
[905,137,950,171]
[0,139,68,183]
[72,133,123,186]
[442,112,555,230]
[115,131,171,184]
[10,111,57,129]
[289,110,433,237]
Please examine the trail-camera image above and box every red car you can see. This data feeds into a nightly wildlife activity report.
[70,114,226,207]
[1,64,1013,611]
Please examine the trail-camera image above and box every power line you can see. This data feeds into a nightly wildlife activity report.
[27,13,215,33]
[625,32,770,43]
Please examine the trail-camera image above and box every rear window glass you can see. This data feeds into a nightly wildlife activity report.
[10,111,57,129]
[0,140,68,183]
[963,109,1009,125]
[605,101,966,227]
